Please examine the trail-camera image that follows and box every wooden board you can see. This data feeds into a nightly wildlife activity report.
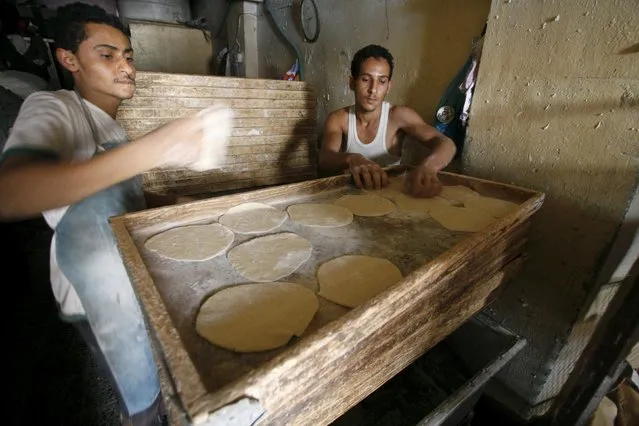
[116,72,318,196]
[110,167,545,425]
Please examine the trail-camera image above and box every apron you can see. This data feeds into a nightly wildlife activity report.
[54,92,160,416]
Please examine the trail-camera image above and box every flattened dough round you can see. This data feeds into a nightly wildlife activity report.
[195,282,319,352]
[144,223,234,261]
[287,203,353,227]
[317,255,403,308]
[334,194,395,217]
[394,193,452,214]
[439,185,480,203]
[463,196,518,218]
[428,204,496,232]
[363,177,406,201]
[218,202,287,234]
[228,232,312,282]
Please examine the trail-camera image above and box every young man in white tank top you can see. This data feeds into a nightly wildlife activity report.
[0,4,227,424]
[319,45,456,198]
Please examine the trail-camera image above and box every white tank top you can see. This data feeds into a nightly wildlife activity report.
[345,101,400,167]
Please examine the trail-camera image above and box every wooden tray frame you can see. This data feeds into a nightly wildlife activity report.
[110,168,544,425]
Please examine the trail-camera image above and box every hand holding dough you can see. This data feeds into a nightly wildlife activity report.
[157,104,234,171]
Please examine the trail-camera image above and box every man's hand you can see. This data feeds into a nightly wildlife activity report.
[406,164,443,198]
[149,105,233,171]
[346,154,388,190]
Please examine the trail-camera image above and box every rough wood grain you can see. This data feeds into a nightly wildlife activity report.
[134,71,313,91]
[132,86,314,100]
[110,169,544,425]
[117,108,316,120]
[120,98,315,110]
[116,71,319,195]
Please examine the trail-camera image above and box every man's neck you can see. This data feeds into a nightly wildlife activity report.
[75,86,121,119]
[355,104,383,126]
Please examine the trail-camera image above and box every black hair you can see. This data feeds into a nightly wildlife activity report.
[54,2,130,52]
[350,44,394,79]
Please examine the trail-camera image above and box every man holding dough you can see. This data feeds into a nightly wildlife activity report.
[319,44,456,197]
[0,3,229,424]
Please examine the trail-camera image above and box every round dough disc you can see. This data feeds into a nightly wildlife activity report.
[195,282,319,352]
[218,202,287,234]
[463,196,518,218]
[439,185,480,204]
[428,204,496,232]
[334,194,395,217]
[287,203,353,227]
[363,177,406,201]
[317,255,403,308]
[394,193,452,214]
[228,232,312,282]
[144,223,234,261]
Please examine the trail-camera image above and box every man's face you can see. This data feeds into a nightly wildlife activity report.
[63,22,136,100]
[350,57,392,113]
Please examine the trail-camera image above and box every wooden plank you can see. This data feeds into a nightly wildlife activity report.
[143,163,315,180]
[151,172,318,197]
[141,164,317,190]
[135,71,313,92]
[223,151,315,163]
[119,117,316,129]
[226,141,317,155]
[210,153,315,167]
[117,108,316,120]
[120,97,315,110]
[551,259,639,425]
[228,135,318,146]
[124,127,317,140]
[126,168,541,229]
[118,71,319,196]
[133,86,314,101]
[110,218,209,410]
[437,170,537,204]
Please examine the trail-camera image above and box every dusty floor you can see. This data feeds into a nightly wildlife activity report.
[3,217,519,426]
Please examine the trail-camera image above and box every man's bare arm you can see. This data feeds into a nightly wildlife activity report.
[0,139,165,220]
[395,106,456,172]
[318,111,353,174]
[394,106,456,197]
[0,114,212,220]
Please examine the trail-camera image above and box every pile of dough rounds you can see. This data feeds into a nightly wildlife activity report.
[365,176,519,232]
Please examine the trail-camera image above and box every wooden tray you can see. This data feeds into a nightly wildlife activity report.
[110,167,544,425]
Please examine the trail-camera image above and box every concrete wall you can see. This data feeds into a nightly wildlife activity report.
[255,0,491,132]
[128,20,216,75]
[463,0,639,417]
